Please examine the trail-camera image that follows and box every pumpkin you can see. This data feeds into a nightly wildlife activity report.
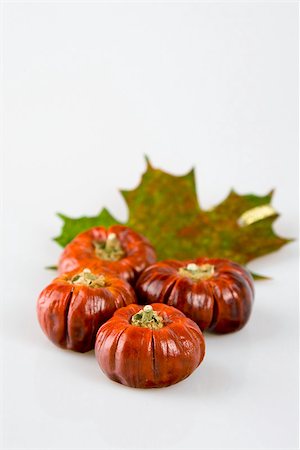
[58,225,156,285]
[37,268,137,352]
[135,258,254,334]
[95,303,205,388]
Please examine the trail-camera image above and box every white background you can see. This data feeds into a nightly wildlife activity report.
[1,2,299,449]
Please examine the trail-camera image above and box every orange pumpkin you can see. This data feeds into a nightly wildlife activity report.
[58,225,156,285]
[95,303,205,388]
[135,258,254,333]
[37,268,137,352]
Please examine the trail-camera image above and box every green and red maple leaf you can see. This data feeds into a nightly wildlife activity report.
[53,158,292,278]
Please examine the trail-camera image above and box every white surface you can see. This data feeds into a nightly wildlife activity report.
[1,2,299,449]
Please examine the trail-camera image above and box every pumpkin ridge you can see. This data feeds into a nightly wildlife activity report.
[162,275,178,304]
[167,325,184,358]
[63,287,74,348]
[207,282,219,331]
[201,280,216,331]
[184,323,206,365]
[166,325,193,383]
[110,326,129,381]
[223,274,252,330]
[166,277,191,315]
[151,332,157,383]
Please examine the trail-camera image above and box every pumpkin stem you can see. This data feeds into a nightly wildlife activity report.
[131,305,164,330]
[93,232,125,261]
[178,263,215,280]
[70,268,107,288]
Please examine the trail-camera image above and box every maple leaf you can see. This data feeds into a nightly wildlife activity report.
[53,157,292,278]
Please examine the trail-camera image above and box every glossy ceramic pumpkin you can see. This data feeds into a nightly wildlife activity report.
[135,258,254,334]
[37,268,137,352]
[58,225,156,285]
[95,303,205,388]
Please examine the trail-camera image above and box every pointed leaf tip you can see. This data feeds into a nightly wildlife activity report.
[144,155,153,169]
[250,271,272,281]
[120,189,129,200]
[267,188,275,199]
[45,265,58,271]
[188,167,196,181]
[57,212,67,220]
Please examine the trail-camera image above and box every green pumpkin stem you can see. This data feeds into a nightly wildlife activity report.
[70,268,107,288]
[93,232,125,261]
[178,263,215,280]
[131,305,164,330]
